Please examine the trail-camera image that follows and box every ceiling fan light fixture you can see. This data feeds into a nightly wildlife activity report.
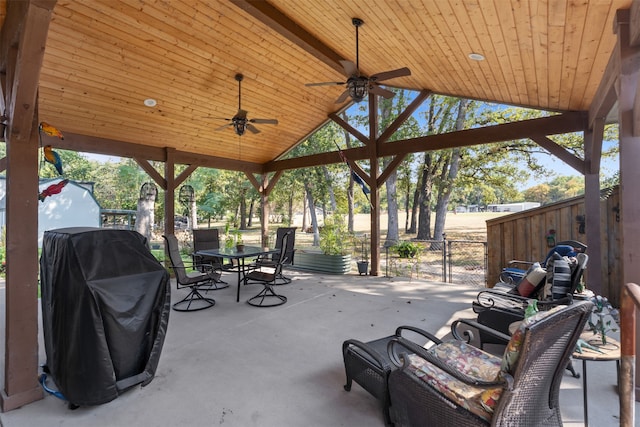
[234,120,247,136]
[468,52,485,61]
[348,79,368,102]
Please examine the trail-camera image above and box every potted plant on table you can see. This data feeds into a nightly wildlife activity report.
[234,230,245,252]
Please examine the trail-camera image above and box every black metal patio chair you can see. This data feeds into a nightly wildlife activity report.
[163,234,220,312]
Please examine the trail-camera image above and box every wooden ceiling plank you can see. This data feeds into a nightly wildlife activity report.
[461,1,505,101]
[512,0,539,108]
[435,0,494,101]
[583,4,625,113]
[229,0,346,76]
[47,8,322,102]
[496,1,528,106]
[573,2,615,110]
[529,0,550,107]
[546,0,568,109]
[476,1,519,104]
[558,0,589,111]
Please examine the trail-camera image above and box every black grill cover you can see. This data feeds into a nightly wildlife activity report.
[40,227,170,406]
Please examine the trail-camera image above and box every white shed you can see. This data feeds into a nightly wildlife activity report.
[0,177,101,246]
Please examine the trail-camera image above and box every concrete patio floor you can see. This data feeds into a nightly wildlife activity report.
[0,270,634,426]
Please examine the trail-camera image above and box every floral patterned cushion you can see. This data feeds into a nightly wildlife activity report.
[501,305,564,373]
[407,341,503,422]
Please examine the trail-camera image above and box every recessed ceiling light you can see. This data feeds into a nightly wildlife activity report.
[143,98,157,107]
[468,53,485,61]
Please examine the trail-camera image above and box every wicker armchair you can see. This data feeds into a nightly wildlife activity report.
[386,300,593,427]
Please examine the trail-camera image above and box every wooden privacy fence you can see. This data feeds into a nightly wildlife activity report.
[486,186,621,305]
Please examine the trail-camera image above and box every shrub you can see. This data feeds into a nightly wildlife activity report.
[319,215,350,255]
[393,241,420,258]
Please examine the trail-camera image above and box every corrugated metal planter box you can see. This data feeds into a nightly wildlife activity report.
[293,250,352,274]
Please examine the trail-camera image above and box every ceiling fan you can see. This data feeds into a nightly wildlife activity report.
[215,74,278,136]
[306,18,411,103]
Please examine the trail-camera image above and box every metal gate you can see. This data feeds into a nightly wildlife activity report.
[382,239,487,286]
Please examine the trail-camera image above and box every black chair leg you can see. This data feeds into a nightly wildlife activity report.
[247,285,287,307]
[173,288,216,312]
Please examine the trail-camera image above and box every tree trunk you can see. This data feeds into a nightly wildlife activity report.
[247,198,254,227]
[305,183,320,246]
[433,100,468,241]
[323,165,337,212]
[408,187,419,233]
[239,190,247,229]
[288,194,294,227]
[404,180,411,232]
[302,191,308,232]
[416,154,433,240]
[384,161,399,246]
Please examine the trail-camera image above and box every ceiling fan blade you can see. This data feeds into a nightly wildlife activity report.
[246,124,261,134]
[236,109,248,119]
[340,60,358,77]
[215,123,233,131]
[250,118,278,125]
[335,89,351,104]
[370,67,411,82]
[369,84,395,99]
[305,81,345,87]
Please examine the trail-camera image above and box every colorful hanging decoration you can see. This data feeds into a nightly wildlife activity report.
[43,145,64,175]
[39,179,69,202]
[38,122,64,139]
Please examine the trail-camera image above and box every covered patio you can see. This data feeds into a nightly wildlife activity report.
[0,0,639,423]
[0,271,632,426]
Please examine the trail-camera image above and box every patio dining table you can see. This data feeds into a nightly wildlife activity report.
[195,246,279,302]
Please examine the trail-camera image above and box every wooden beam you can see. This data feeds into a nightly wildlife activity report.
[378,154,407,187]
[588,50,620,128]
[40,132,264,173]
[378,90,431,143]
[530,135,585,174]
[265,113,587,173]
[175,151,262,174]
[230,0,346,76]
[378,112,587,157]
[134,158,166,190]
[44,132,167,161]
[264,146,368,172]
[175,164,198,188]
[264,170,283,196]
[329,113,370,145]
[585,118,605,175]
[245,172,261,192]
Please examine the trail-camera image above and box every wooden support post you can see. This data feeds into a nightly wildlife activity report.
[1,0,57,411]
[368,94,380,276]
[164,148,176,240]
[613,8,640,402]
